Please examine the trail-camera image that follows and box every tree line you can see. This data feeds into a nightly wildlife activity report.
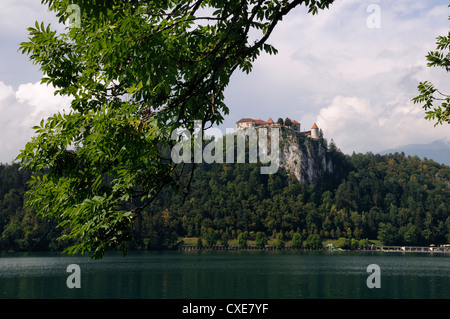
[134,138,450,250]
[1,139,450,252]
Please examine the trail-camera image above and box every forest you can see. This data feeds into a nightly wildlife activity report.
[1,136,450,253]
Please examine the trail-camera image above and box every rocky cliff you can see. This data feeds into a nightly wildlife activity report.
[278,129,334,185]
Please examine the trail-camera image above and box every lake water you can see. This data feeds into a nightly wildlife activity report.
[1,250,449,299]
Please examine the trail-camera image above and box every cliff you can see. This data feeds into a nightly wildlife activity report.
[278,128,334,185]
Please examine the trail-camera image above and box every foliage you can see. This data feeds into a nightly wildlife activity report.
[17,0,335,258]
[237,233,247,249]
[255,231,268,248]
[0,163,62,251]
[145,149,449,248]
[220,231,229,247]
[196,237,203,249]
[335,237,351,249]
[275,232,285,249]
[305,234,322,249]
[203,227,220,246]
[413,11,450,125]
[291,232,303,249]
[377,223,398,246]
[284,118,292,127]
[1,141,450,252]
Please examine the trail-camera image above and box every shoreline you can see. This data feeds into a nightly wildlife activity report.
[2,244,449,255]
[177,243,450,253]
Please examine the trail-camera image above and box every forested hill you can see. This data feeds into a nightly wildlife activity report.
[1,135,450,252]
[137,146,450,249]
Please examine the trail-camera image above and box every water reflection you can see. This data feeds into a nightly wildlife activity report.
[1,251,449,299]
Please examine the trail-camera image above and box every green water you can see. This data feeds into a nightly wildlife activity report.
[0,250,449,299]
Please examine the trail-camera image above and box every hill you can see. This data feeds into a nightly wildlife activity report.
[135,130,450,249]
[0,130,449,252]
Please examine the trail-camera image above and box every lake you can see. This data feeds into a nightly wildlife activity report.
[1,250,449,299]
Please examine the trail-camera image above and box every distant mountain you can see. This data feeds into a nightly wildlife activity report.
[379,140,450,166]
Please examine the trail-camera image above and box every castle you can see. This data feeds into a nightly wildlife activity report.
[235,117,320,139]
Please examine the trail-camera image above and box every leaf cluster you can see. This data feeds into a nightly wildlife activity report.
[413,12,450,125]
[18,0,335,258]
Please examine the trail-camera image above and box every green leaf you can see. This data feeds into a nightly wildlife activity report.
[18,0,338,259]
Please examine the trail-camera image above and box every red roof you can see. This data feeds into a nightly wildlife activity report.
[236,118,267,125]
[266,117,274,124]
[311,123,318,129]
[291,120,300,125]
[254,119,267,125]
[236,118,255,123]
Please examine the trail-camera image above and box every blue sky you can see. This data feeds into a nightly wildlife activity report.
[0,0,449,163]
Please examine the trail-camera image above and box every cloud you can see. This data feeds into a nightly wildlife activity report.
[0,0,448,162]
[0,82,26,163]
[0,0,63,87]
[16,82,71,127]
[317,95,450,154]
[221,0,449,154]
[0,81,70,164]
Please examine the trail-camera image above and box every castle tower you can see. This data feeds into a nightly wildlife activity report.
[311,123,319,139]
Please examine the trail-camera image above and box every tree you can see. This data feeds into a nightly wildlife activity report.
[204,228,219,246]
[275,232,285,249]
[277,118,284,126]
[335,237,351,250]
[291,232,303,249]
[404,225,421,246]
[17,0,335,259]
[284,118,292,127]
[413,11,450,125]
[377,223,398,246]
[255,231,268,248]
[237,233,247,249]
[350,238,359,250]
[358,239,370,250]
[220,231,229,248]
[196,237,203,249]
[305,234,322,249]
[353,227,364,240]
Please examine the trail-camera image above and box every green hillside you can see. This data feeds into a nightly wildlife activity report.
[1,135,449,252]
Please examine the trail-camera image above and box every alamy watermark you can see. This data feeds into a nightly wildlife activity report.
[66,4,81,28]
[366,264,381,288]
[367,4,381,29]
[170,120,280,174]
[66,3,382,29]
[66,264,81,288]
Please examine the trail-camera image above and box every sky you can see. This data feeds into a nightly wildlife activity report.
[0,0,449,164]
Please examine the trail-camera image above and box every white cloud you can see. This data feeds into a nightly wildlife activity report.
[317,95,450,154]
[16,82,71,127]
[0,81,71,163]
[222,0,450,155]
[0,0,448,162]
[0,82,27,163]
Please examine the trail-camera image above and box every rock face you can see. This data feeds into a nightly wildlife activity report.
[278,129,333,185]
